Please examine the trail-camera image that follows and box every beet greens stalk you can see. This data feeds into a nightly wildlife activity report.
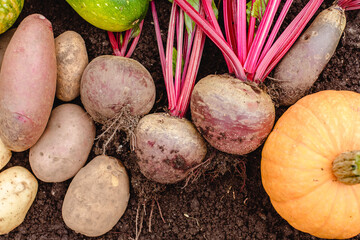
[151,0,206,117]
[131,1,208,185]
[107,20,144,58]
[175,0,324,83]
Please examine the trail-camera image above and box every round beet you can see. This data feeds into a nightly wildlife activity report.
[134,113,207,184]
[80,55,156,123]
[190,74,275,155]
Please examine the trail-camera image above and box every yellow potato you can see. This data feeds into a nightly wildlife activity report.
[0,137,11,170]
[0,166,38,235]
[55,31,88,101]
[29,104,95,182]
[62,155,130,237]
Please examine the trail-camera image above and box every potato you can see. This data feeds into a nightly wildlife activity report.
[0,28,16,69]
[0,166,38,235]
[0,14,57,152]
[0,137,11,170]
[29,104,95,182]
[80,55,156,123]
[55,31,88,102]
[62,155,130,237]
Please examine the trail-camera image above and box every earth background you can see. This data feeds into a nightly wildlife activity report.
[1,0,360,239]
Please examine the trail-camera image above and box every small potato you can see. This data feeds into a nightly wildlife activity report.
[0,28,16,69]
[29,104,95,182]
[62,155,130,237]
[0,137,11,170]
[55,31,88,102]
[0,166,38,235]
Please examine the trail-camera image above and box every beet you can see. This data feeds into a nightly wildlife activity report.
[190,74,275,155]
[80,55,156,123]
[133,113,207,184]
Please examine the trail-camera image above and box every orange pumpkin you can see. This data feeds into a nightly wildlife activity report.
[261,90,360,239]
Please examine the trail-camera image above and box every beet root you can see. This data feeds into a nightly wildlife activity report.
[190,74,275,155]
[270,5,346,106]
[133,113,207,184]
[80,55,156,123]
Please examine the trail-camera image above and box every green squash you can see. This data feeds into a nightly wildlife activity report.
[66,0,149,32]
[0,0,24,34]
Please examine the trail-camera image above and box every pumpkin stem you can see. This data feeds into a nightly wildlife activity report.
[333,151,360,184]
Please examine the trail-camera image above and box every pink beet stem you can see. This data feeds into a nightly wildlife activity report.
[175,10,185,101]
[108,31,122,56]
[202,0,234,72]
[165,3,178,110]
[338,0,360,10]
[125,20,144,58]
[176,0,323,82]
[244,0,281,75]
[151,1,166,79]
[175,0,246,79]
[236,0,247,64]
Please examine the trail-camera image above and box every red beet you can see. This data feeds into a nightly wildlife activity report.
[134,113,207,184]
[190,74,275,155]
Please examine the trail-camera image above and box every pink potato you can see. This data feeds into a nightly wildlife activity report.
[0,14,57,152]
[191,74,275,155]
[80,55,156,123]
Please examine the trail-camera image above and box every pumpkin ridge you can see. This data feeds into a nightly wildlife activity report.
[296,101,339,153]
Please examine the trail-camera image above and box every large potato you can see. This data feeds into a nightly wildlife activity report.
[29,104,95,182]
[0,137,11,170]
[0,28,16,69]
[0,166,38,235]
[80,55,156,123]
[55,31,88,102]
[62,155,130,237]
[0,14,57,152]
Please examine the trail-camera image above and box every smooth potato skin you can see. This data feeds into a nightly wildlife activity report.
[55,31,88,101]
[273,6,346,106]
[29,104,95,182]
[134,113,207,184]
[0,166,38,235]
[80,55,155,123]
[62,155,130,237]
[191,75,275,155]
[0,14,57,151]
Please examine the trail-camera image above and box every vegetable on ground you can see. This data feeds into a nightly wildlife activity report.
[175,0,324,155]
[55,31,89,102]
[0,166,38,235]
[132,1,208,184]
[261,90,360,239]
[272,0,360,106]
[62,155,130,237]
[29,104,95,183]
[80,55,156,124]
[0,14,57,152]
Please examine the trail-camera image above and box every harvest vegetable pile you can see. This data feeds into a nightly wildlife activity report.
[1,0,360,239]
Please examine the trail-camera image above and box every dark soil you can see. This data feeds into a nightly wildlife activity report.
[1,0,360,239]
